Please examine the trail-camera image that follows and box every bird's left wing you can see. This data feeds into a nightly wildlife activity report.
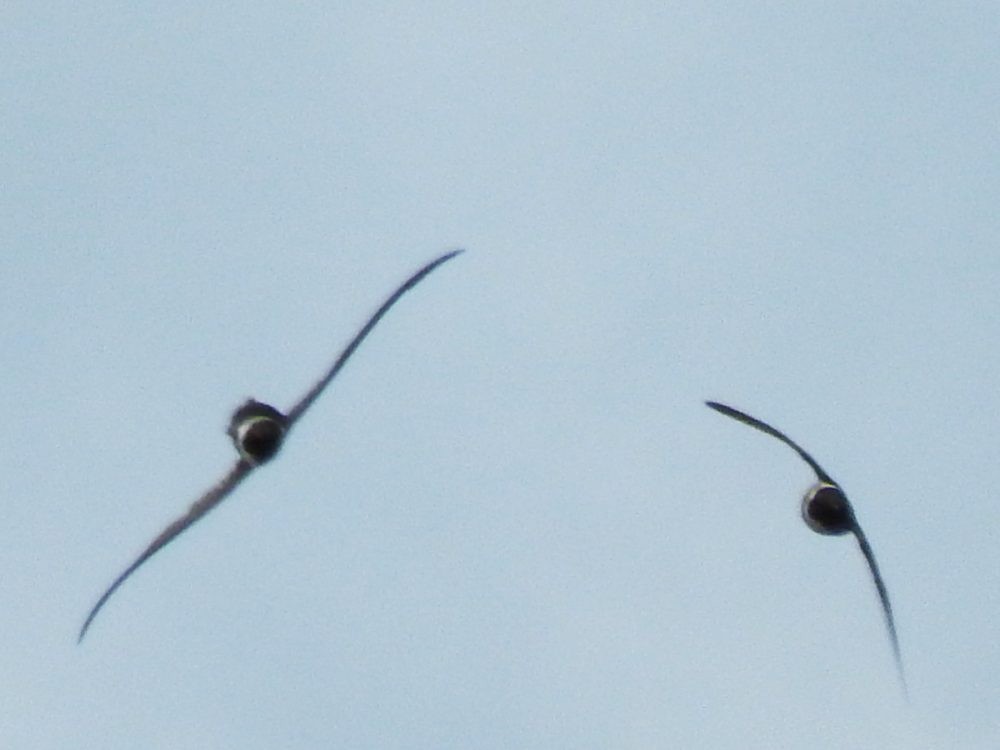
[852,524,907,696]
[285,250,463,427]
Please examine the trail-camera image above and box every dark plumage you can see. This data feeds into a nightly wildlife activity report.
[79,251,462,642]
[228,400,288,465]
[705,400,906,695]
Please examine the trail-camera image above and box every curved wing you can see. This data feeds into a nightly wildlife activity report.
[705,401,835,485]
[286,250,464,427]
[852,524,907,697]
[78,459,254,642]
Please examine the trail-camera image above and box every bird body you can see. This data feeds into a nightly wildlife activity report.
[801,483,855,536]
[228,400,288,466]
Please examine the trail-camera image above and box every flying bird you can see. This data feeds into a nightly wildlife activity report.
[705,400,906,694]
[79,250,463,642]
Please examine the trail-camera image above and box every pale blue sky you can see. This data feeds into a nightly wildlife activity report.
[3,3,1000,748]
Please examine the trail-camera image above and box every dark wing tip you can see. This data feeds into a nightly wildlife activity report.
[420,249,465,275]
[78,560,142,643]
[78,593,110,643]
[704,400,755,424]
[424,248,465,269]
[705,401,760,426]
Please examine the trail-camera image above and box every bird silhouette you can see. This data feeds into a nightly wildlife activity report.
[79,250,463,642]
[705,400,906,694]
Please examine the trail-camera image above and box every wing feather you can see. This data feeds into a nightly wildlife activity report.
[853,524,907,697]
[286,250,463,426]
[78,459,254,642]
[705,401,835,484]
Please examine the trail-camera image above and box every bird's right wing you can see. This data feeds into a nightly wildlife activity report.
[79,459,255,642]
[705,401,835,484]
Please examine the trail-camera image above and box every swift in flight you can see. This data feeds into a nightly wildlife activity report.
[79,251,463,642]
[706,400,905,694]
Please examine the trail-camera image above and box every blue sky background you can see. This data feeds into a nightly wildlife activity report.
[3,3,1000,747]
